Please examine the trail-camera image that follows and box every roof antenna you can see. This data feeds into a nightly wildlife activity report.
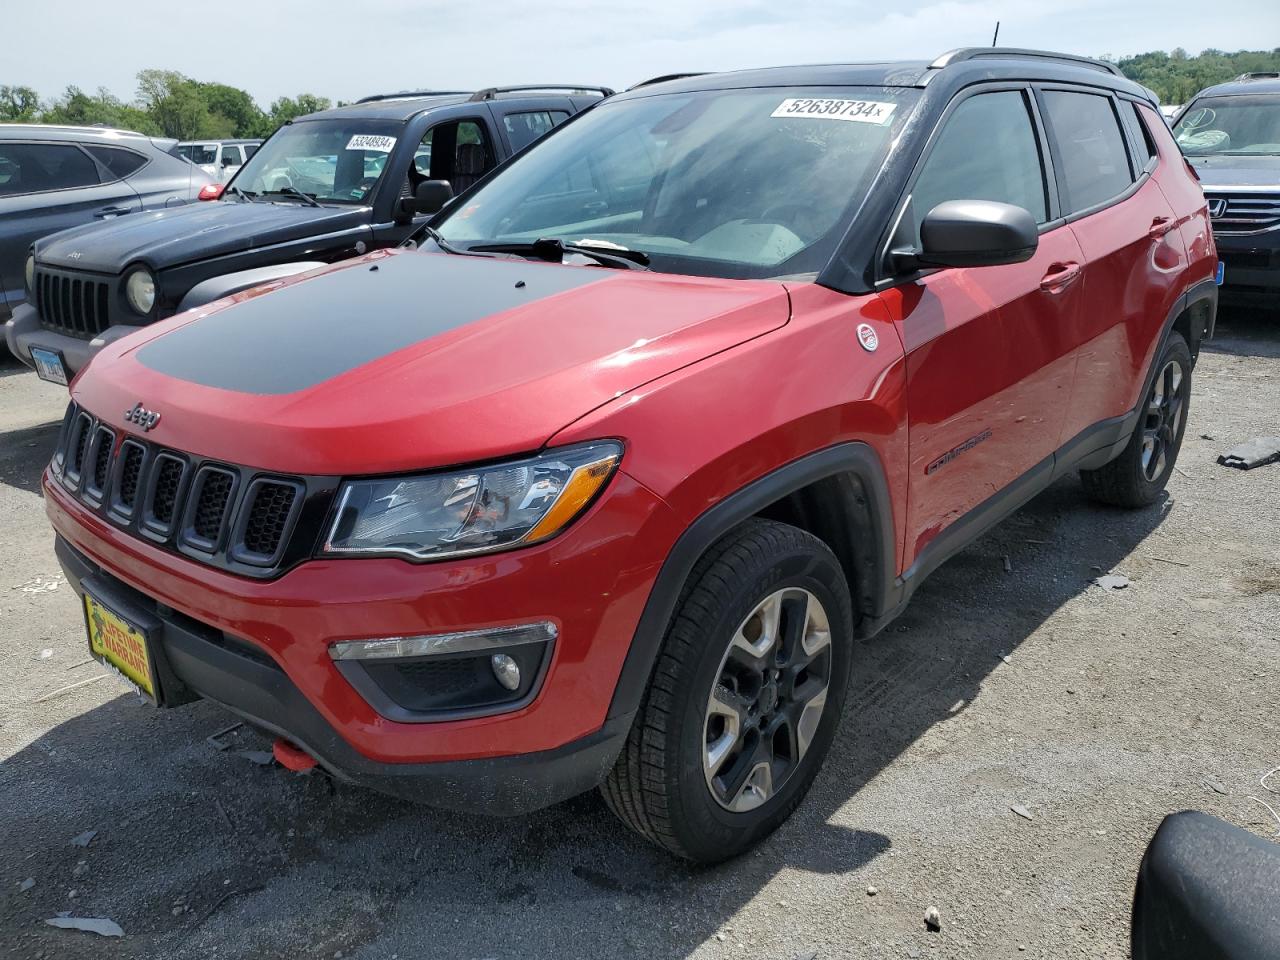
[991,21,1000,46]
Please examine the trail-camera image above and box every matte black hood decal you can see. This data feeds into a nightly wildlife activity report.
[35,201,368,274]
[135,253,609,395]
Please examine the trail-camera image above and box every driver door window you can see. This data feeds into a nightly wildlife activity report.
[410,119,495,197]
[909,90,1049,243]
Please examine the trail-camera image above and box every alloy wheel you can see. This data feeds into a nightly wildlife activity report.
[702,588,833,813]
[1141,359,1185,482]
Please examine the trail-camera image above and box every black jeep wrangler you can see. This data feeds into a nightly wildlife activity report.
[5,85,610,383]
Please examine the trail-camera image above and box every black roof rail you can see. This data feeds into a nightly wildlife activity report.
[931,47,1124,77]
[1233,71,1280,81]
[467,84,615,102]
[355,90,473,103]
[629,73,709,90]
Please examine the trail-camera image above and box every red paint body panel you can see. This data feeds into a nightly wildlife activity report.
[1059,180,1186,439]
[550,283,910,573]
[1140,103,1218,292]
[879,226,1084,565]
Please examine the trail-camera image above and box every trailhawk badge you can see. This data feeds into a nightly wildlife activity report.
[856,323,879,352]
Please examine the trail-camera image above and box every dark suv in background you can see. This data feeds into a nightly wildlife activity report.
[4,85,610,383]
[1174,72,1280,310]
[0,125,212,334]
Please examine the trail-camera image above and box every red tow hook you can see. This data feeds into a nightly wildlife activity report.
[272,738,318,772]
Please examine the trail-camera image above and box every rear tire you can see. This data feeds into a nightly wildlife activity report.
[601,518,854,863]
[1081,332,1191,508]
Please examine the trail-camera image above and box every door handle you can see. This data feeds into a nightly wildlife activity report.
[1039,261,1081,293]
[95,205,133,219]
[1148,216,1175,240]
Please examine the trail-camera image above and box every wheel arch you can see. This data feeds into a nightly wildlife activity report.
[606,442,897,721]
[1172,277,1217,367]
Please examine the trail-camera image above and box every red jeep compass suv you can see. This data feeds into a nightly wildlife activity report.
[45,49,1216,863]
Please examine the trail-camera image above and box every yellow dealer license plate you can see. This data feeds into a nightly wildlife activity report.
[84,590,157,700]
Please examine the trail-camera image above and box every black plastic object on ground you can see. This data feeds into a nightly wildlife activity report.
[1218,436,1280,470]
[1132,811,1280,959]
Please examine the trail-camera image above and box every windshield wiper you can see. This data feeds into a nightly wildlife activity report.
[468,237,650,270]
[264,186,321,208]
[228,186,257,203]
[418,225,468,256]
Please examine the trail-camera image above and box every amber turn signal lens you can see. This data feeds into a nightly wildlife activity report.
[524,453,621,543]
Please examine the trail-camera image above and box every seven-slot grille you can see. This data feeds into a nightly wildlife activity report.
[1205,193,1280,235]
[51,403,309,577]
[34,268,114,339]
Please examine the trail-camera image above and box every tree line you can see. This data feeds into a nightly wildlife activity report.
[1106,48,1280,105]
[2,47,1279,140]
[0,70,336,140]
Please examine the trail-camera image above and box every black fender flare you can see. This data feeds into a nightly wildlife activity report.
[176,262,328,313]
[606,441,898,721]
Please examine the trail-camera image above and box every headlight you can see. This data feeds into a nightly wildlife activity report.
[24,255,34,293]
[322,442,623,561]
[125,268,156,315]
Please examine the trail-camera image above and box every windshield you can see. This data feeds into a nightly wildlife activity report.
[435,86,919,279]
[178,144,217,165]
[227,118,403,204]
[1174,95,1280,155]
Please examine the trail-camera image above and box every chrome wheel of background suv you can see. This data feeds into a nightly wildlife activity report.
[703,588,832,812]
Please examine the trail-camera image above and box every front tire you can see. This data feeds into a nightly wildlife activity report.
[602,518,854,863]
[1081,332,1191,508]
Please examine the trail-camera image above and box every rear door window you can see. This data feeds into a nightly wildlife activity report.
[502,111,568,152]
[1040,90,1134,214]
[86,145,149,180]
[910,90,1048,243]
[0,143,100,196]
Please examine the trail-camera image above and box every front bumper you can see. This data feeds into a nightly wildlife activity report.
[45,466,678,808]
[1214,232,1280,308]
[4,302,143,375]
[57,536,632,814]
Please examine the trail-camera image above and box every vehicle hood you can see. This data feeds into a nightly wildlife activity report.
[33,201,369,274]
[72,249,792,475]
[1187,153,1280,189]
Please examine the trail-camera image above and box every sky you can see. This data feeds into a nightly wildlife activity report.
[4,0,1278,107]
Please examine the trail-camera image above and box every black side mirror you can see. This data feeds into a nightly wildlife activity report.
[221,155,236,168]
[397,179,454,223]
[899,199,1038,271]
[1132,811,1280,959]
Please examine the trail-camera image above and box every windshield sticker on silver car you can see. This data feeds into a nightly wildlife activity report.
[346,134,398,153]
[771,98,896,125]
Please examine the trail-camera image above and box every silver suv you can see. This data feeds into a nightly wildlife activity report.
[175,139,263,181]
[0,124,214,342]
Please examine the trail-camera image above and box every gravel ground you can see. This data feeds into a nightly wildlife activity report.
[1,310,1278,960]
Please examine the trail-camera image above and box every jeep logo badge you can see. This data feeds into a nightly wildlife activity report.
[124,402,161,432]
[1207,198,1228,219]
[856,323,879,353]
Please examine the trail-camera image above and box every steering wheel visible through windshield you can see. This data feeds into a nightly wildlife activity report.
[227,118,403,203]
[435,86,919,280]
[1174,95,1280,155]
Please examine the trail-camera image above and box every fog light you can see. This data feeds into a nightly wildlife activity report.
[491,653,521,691]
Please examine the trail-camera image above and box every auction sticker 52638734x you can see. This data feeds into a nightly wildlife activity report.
[771,98,897,124]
